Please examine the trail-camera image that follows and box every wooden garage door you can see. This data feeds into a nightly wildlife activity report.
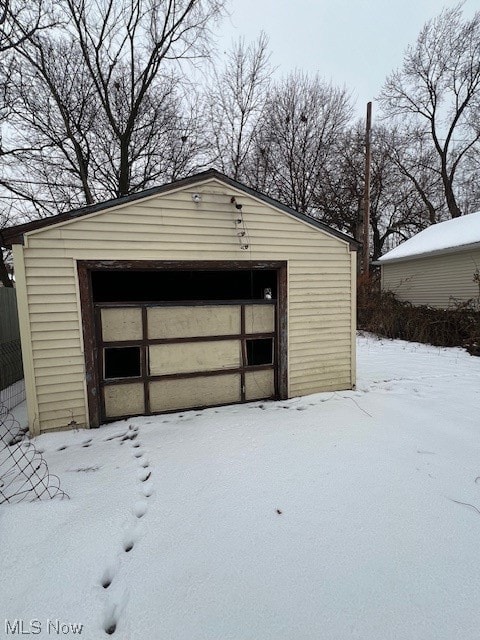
[97,302,277,420]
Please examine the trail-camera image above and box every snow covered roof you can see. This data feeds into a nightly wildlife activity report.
[378,211,480,263]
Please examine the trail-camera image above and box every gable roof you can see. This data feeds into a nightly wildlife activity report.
[0,169,358,249]
[378,211,480,264]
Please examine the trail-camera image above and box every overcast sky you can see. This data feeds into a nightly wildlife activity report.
[216,0,477,117]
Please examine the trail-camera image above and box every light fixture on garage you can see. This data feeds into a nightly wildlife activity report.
[192,193,201,203]
[230,196,250,251]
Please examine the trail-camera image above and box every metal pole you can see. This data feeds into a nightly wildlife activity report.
[363,101,372,276]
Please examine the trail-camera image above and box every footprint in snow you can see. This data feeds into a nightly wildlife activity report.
[101,424,152,635]
[100,561,118,590]
[122,524,142,553]
[137,468,151,482]
[141,482,153,498]
[103,597,126,636]
[121,431,138,442]
[104,431,128,442]
[133,501,148,519]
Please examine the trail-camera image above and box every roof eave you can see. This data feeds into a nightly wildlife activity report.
[0,169,359,250]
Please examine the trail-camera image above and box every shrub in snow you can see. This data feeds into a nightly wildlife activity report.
[358,278,480,352]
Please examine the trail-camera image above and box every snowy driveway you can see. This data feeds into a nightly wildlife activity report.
[1,334,480,639]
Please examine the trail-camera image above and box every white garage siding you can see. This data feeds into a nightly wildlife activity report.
[381,249,480,308]
[14,178,356,434]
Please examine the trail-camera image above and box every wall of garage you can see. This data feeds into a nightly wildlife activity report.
[13,177,356,434]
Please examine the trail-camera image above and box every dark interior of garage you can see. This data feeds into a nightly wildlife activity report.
[92,269,277,302]
[104,346,141,378]
[246,339,273,365]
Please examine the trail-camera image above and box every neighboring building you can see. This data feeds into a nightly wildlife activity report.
[0,170,358,436]
[378,212,480,309]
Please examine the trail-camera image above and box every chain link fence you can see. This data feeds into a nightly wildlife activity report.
[0,288,25,409]
[0,339,25,409]
[0,291,68,504]
[0,403,68,504]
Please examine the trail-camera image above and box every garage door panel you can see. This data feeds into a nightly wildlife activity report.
[149,339,241,376]
[244,305,275,334]
[148,305,241,339]
[245,369,275,401]
[97,298,278,421]
[150,374,241,412]
[101,307,143,341]
[104,382,144,418]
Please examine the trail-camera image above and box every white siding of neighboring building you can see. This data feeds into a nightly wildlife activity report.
[381,248,480,308]
[14,178,356,434]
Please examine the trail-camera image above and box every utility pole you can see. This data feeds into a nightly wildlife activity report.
[363,101,372,276]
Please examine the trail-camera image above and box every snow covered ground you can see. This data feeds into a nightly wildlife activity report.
[1,333,480,640]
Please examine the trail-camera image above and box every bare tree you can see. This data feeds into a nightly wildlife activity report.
[314,124,364,241]
[2,0,225,215]
[316,123,432,260]
[205,33,272,180]
[251,72,352,213]
[379,4,480,219]
[368,127,435,258]
[0,0,55,286]
[383,127,445,226]
[0,0,53,52]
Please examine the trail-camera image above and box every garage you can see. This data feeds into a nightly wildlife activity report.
[1,169,357,435]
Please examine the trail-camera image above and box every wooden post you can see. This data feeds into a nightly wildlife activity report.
[363,101,372,276]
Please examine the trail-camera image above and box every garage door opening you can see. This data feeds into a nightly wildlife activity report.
[104,347,141,379]
[92,269,278,302]
[79,261,287,425]
[246,338,273,365]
